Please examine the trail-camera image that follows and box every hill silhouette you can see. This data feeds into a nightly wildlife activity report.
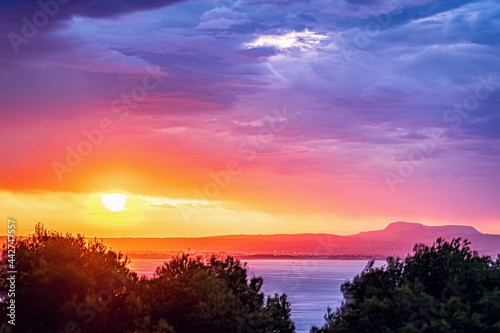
[89,222,500,259]
[2,222,498,259]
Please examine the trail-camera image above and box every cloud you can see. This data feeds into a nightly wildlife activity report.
[1,0,500,229]
[0,0,186,23]
[245,29,329,50]
[197,6,249,30]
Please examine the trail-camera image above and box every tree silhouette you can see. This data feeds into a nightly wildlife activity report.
[0,224,295,333]
[311,238,500,333]
[146,254,295,333]
[0,223,143,333]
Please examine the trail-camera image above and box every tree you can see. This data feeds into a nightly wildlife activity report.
[312,238,500,333]
[263,293,295,333]
[0,224,296,333]
[0,223,146,333]
[146,254,295,333]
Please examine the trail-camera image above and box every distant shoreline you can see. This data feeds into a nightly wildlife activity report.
[126,252,390,261]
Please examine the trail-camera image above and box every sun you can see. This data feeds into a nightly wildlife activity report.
[101,193,127,212]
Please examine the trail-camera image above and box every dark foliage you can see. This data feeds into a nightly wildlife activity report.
[311,238,500,333]
[0,224,295,333]
[146,254,295,333]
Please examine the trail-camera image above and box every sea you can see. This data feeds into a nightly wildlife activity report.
[129,258,381,333]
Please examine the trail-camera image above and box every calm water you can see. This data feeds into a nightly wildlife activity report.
[129,258,378,333]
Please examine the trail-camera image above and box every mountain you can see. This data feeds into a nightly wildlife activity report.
[350,221,498,258]
[2,222,499,259]
[354,221,480,240]
[92,221,499,259]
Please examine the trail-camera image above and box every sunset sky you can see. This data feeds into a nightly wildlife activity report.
[1,0,499,237]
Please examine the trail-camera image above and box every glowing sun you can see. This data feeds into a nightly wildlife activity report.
[101,193,127,212]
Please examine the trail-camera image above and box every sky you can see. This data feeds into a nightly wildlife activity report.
[0,0,499,237]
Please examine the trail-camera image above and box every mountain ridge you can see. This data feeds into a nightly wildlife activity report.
[98,221,500,258]
[2,222,498,259]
